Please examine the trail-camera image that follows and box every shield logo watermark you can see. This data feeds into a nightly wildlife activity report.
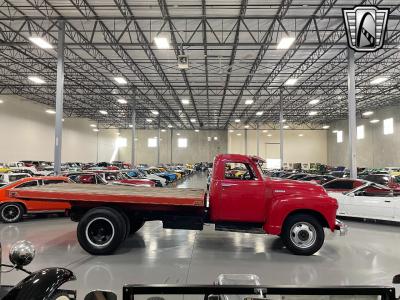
[343,6,389,52]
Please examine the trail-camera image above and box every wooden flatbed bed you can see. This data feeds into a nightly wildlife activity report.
[9,183,206,207]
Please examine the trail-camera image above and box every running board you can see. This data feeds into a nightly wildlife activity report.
[215,223,265,234]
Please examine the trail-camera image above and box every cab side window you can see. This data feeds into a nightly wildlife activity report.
[224,162,257,180]
[16,181,38,188]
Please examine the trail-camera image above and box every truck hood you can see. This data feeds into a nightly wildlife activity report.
[268,178,327,196]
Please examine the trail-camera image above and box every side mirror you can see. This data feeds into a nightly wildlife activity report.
[84,291,117,300]
[9,240,35,267]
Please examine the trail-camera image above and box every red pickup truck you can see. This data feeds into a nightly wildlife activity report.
[9,154,346,256]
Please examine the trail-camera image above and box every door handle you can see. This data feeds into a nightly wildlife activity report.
[222,183,237,187]
[385,200,391,203]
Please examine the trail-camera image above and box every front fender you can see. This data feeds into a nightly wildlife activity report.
[263,195,338,235]
[3,267,75,300]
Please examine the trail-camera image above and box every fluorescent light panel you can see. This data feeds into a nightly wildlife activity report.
[99,110,108,115]
[362,111,374,116]
[285,78,297,86]
[308,99,320,105]
[370,77,388,85]
[322,125,330,129]
[154,37,170,49]
[181,99,190,105]
[309,111,318,116]
[190,118,196,123]
[117,99,127,104]
[46,109,56,114]
[146,118,153,123]
[29,36,53,49]
[256,111,264,116]
[234,119,241,123]
[28,76,45,84]
[245,99,254,105]
[114,77,127,84]
[90,124,97,127]
[151,110,159,115]
[370,119,380,124]
[277,37,295,49]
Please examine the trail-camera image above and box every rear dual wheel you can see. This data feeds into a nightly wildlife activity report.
[77,207,145,255]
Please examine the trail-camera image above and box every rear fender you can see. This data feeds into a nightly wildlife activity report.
[3,267,75,300]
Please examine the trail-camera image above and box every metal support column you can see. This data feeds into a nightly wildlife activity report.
[157,116,161,165]
[279,88,284,169]
[170,129,173,164]
[244,129,248,155]
[347,48,357,179]
[131,87,137,166]
[53,20,65,175]
[256,124,260,156]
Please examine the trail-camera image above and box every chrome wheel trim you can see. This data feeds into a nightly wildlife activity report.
[85,217,115,248]
[1,204,21,222]
[289,221,317,249]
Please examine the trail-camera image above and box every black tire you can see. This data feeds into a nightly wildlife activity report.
[77,207,127,255]
[281,213,324,256]
[129,218,145,235]
[119,210,131,240]
[0,203,24,223]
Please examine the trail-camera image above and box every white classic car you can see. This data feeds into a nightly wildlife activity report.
[328,181,400,223]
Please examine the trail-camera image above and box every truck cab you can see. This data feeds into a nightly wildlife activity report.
[209,154,343,255]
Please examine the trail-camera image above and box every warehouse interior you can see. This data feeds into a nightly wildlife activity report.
[1,0,400,299]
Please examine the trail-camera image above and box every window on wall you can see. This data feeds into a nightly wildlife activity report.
[337,130,343,143]
[147,138,157,148]
[383,118,394,135]
[357,125,365,140]
[177,138,188,148]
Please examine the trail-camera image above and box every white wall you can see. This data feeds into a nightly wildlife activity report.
[0,95,118,163]
[118,129,227,165]
[228,128,328,167]
[327,105,400,168]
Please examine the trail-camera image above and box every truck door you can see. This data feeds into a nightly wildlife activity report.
[217,161,266,222]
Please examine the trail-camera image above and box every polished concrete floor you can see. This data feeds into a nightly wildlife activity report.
[1,172,400,299]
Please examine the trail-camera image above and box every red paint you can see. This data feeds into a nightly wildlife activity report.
[0,177,70,212]
[11,154,339,236]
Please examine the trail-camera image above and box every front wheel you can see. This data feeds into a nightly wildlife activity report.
[281,214,324,256]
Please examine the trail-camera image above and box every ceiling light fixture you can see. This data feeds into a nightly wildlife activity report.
[245,99,254,105]
[161,129,166,132]
[277,36,295,49]
[309,111,318,116]
[244,125,249,128]
[235,119,241,123]
[370,119,380,124]
[29,36,53,49]
[190,118,196,123]
[99,110,108,115]
[229,130,234,133]
[146,118,153,123]
[298,134,304,137]
[90,124,97,127]
[176,133,180,136]
[181,99,190,105]
[308,99,320,105]
[114,77,127,85]
[46,109,56,114]
[262,130,268,133]
[117,99,127,104]
[322,125,330,129]
[236,133,242,136]
[167,124,173,128]
[362,111,374,116]
[195,129,200,132]
[285,78,297,86]
[28,76,45,84]
[283,125,289,129]
[370,77,388,85]
[154,36,170,49]
[0,100,4,104]
[267,134,272,137]
[129,124,133,128]
[256,111,264,116]
[93,128,99,132]
[151,110,159,115]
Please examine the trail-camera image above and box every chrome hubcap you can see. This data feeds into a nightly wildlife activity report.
[290,222,316,249]
[2,205,20,222]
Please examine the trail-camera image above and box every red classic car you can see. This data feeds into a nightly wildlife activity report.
[0,176,70,223]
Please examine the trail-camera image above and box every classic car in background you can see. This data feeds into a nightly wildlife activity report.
[328,180,400,223]
[0,176,70,223]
